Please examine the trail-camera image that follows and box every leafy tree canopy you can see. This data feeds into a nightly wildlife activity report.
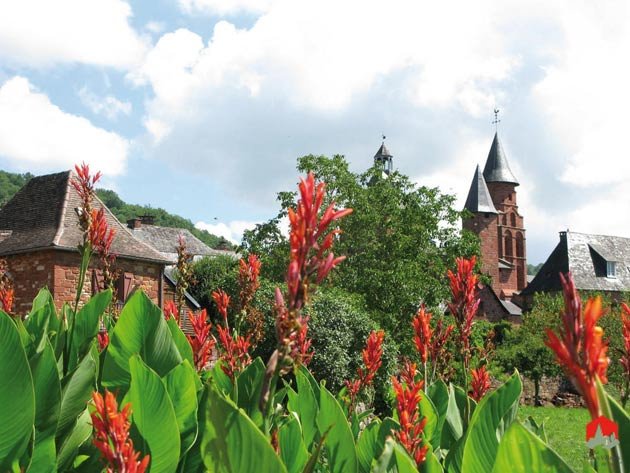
[0,170,33,207]
[242,155,479,339]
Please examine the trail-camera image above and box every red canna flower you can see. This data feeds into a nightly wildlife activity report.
[91,390,149,473]
[238,254,261,310]
[164,300,179,322]
[212,289,230,322]
[0,287,13,314]
[469,365,491,401]
[447,257,480,370]
[71,162,102,239]
[545,272,609,418]
[391,361,428,465]
[345,330,385,409]
[412,307,432,364]
[186,309,215,371]
[98,331,110,352]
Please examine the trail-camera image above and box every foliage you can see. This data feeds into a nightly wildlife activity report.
[0,170,33,207]
[190,254,240,313]
[242,155,479,349]
[527,263,544,276]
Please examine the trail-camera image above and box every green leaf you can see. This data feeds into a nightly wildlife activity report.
[211,360,234,396]
[56,409,92,472]
[459,371,522,473]
[419,392,439,451]
[492,422,574,473]
[356,420,381,473]
[56,351,96,443]
[293,368,319,450]
[71,289,111,365]
[201,384,287,473]
[279,414,309,473]
[317,384,358,473]
[371,437,419,473]
[298,366,321,405]
[24,305,53,354]
[235,357,265,428]
[419,443,444,473]
[0,312,35,470]
[164,360,199,455]
[167,317,194,367]
[102,291,182,389]
[126,355,181,473]
[606,393,629,472]
[427,380,449,450]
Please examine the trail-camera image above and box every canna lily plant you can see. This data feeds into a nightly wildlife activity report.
[0,167,629,473]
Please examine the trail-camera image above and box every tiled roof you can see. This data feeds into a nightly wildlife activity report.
[464,165,497,214]
[0,171,170,264]
[483,132,519,186]
[129,225,227,264]
[523,231,630,294]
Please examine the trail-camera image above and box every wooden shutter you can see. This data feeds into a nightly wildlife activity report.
[117,272,134,302]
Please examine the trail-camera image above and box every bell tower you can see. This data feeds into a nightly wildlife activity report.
[463,114,526,302]
[373,136,393,176]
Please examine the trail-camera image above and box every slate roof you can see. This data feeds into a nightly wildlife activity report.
[523,231,630,294]
[464,165,497,214]
[374,143,392,159]
[483,132,519,186]
[0,171,170,264]
[129,225,229,264]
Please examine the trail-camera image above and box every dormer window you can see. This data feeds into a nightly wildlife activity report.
[606,261,617,278]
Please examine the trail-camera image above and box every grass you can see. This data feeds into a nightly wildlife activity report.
[518,406,590,471]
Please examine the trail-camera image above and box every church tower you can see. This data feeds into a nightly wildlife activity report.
[373,138,393,176]
[463,128,527,302]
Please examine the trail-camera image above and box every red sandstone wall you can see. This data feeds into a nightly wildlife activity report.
[4,250,56,314]
[464,213,499,285]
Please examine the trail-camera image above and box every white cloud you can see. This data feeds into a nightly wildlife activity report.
[145,21,166,35]
[78,87,132,120]
[196,220,258,244]
[0,77,129,175]
[178,0,275,15]
[0,0,147,68]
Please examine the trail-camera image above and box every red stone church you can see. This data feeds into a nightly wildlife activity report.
[462,132,526,321]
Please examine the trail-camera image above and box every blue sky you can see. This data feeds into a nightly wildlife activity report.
[1,0,629,264]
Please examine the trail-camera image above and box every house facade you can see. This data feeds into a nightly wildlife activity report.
[0,171,170,314]
[462,132,526,321]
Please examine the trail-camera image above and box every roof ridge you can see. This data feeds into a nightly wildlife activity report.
[52,170,72,246]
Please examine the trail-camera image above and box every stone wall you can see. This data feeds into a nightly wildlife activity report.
[3,249,163,314]
[4,250,56,314]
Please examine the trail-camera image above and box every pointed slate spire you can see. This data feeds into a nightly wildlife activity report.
[483,132,519,186]
[464,165,497,213]
[374,140,393,175]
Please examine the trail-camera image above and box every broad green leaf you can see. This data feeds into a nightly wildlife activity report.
[164,360,199,455]
[427,380,449,450]
[420,443,444,473]
[492,422,574,473]
[211,360,234,396]
[25,305,53,354]
[459,372,522,473]
[30,288,59,337]
[102,291,182,389]
[357,420,381,473]
[522,415,548,443]
[126,355,180,473]
[419,393,438,451]
[294,368,319,449]
[30,339,61,437]
[279,414,309,473]
[167,317,194,367]
[56,351,96,443]
[317,385,358,473]
[29,435,56,473]
[606,392,629,472]
[0,312,35,470]
[372,438,419,473]
[235,357,265,427]
[56,409,92,472]
[298,366,321,404]
[201,384,287,473]
[71,289,111,365]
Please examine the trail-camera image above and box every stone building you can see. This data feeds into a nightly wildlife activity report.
[0,171,170,314]
[462,132,526,320]
[521,230,630,307]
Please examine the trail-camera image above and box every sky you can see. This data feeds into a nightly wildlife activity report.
[0,0,629,264]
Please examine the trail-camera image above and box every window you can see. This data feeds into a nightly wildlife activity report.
[606,261,617,278]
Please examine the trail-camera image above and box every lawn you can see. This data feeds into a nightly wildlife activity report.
[518,406,590,471]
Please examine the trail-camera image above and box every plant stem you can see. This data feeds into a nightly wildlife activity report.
[64,245,91,375]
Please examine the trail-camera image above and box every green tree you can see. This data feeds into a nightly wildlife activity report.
[0,170,33,207]
[243,154,479,348]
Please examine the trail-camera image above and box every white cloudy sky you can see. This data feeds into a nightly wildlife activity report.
[0,0,629,263]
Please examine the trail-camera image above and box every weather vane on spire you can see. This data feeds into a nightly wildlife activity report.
[492,108,501,131]
[382,133,386,142]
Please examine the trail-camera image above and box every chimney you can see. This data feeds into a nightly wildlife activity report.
[559,230,568,242]
[140,215,155,225]
[127,218,142,229]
